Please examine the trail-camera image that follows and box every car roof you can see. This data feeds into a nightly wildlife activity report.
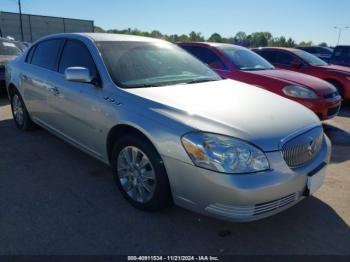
[253,47,297,52]
[177,41,247,50]
[296,46,316,49]
[36,33,167,43]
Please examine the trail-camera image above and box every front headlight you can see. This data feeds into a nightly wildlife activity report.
[181,132,270,174]
[282,85,318,99]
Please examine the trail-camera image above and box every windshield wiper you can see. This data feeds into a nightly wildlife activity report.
[241,68,274,71]
[124,83,169,88]
[185,78,219,84]
[124,78,219,88]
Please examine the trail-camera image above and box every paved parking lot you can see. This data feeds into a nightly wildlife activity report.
[0,93,349,255]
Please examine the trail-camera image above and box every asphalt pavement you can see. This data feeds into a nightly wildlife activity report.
[0,94,349,255]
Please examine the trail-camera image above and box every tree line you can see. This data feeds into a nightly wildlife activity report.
[94,26,328,48]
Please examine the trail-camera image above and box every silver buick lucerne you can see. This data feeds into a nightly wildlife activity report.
[5,33,331,222]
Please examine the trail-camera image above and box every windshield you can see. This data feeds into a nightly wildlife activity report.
[293,49,328,66]
[218,46,275,71]
[97,41,221,88]
[0,40,22,56]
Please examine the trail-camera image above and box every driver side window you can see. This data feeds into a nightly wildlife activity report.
[58,40,98,80]
[185,46,227,70]
[274,51,297,66]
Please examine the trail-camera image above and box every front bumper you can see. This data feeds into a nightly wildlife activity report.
[293,96,342,120]
[163,135,331,222]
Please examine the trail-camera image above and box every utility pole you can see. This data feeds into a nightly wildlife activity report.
[18,0,24,41]
[334,26,349,46]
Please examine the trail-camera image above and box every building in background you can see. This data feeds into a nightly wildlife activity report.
[0,11,94,42]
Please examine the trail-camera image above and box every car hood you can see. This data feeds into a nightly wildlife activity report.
[246,69,336,95]
[320,64,350,74]
[126,79,320,151]
[0,55,17,65]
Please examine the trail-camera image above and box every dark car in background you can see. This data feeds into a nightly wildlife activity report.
[253,47,350,100]
[178,42,341,120]
[0,37,22,90]
[329,45,350,67]
[296,46,333,62]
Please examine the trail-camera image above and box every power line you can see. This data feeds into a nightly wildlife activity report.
[334,26,349,46]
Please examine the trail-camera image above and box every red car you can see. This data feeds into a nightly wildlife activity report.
[252,47,350,100]
[178,42,341,120]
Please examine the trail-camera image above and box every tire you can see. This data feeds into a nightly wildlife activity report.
[10,89,35,131]
[111,134,172,211]
[327,80,344,98]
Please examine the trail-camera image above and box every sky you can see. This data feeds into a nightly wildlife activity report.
[1,0,350,46]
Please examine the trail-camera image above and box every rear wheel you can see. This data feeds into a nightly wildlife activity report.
[10,90,35,130]
[111,134,172,211]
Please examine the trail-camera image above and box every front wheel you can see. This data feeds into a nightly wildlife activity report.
[10,90,35,130]
[111,134,172,211]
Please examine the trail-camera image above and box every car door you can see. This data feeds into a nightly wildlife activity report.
[47,39,105,157]
[20,39,64,125]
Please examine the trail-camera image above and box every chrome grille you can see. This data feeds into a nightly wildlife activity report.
[282,127,324,168]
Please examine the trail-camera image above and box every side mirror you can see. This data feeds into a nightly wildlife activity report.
[64,67,93,83]
[290,60,302,68]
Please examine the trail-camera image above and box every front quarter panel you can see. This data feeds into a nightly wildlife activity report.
[99,87,197,164]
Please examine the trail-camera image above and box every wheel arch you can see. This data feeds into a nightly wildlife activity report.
[106,123,162,165]
[323,78,344,96]
[7,83,18,99]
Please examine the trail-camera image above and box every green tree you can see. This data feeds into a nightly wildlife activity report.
[189,31,204,41]
[319,42,328,47]
[261,32,272,42]
[177,34,189,42]
[299,41,313,46]
[98,27,305,47]
[207,33,223,43]
[249,32,268,47]
[234,31,247,42]
[150,30,163,38]
[287,37,296,47]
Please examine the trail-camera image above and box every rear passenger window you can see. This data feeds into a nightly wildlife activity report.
[31,39,63,71]
[58,40,97,79]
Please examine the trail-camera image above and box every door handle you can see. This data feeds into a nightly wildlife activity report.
[48,86,60,96]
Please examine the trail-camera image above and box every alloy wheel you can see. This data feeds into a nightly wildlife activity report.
[12,94,24,126]
[117,146,156,203]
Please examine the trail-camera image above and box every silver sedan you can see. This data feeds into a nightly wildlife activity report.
[5,33,331,222]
